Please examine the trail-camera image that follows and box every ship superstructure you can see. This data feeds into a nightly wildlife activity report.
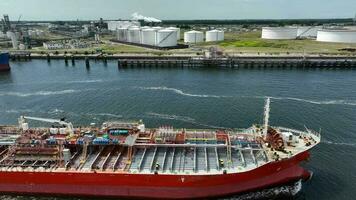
[0,98,320,199]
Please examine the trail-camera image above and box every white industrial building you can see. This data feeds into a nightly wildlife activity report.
[184,30,204,43]
[317,29,356,43]
[261,27,298,39]
[107,20,140,31]
[206,30,224,42]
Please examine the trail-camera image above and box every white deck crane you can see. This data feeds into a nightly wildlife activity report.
[18,116,74,135]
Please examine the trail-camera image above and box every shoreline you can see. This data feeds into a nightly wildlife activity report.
[8,51,356,60]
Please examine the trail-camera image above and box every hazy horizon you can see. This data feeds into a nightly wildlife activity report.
[0,0,355,21]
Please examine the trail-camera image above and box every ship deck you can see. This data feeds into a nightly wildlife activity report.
[0,126,320,175]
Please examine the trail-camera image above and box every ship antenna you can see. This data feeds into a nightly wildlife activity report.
[263,97,271,139]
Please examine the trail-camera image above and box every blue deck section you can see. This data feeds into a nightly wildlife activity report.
[0,53,10,65]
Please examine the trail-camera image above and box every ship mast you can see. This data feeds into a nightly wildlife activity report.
[262,98,271,139]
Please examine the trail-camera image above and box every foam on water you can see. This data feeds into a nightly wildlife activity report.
[0,90,77,97]
[137,86,229,98]
[224,180,303,200]
[146,112,226,129]
[135,86,356,106]
[146,112,196,122]
[94,113,123,118]
[264,96,356,106]
[3,109,34,113]
[66,79,103,84]
[323,140,356,147]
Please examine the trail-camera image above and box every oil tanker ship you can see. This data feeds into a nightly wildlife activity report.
[0,98,320,199]
[0,52,10,72]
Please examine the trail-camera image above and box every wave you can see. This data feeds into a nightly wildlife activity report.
[136,86,356,106]
[323,140,356,147]
[224,180,302,200]
[94,113,123,118]
[146,112,196,122]
[0,90,77,97]
[4,109,34,113]
[136,86,228,98]
[47,108,65,114]
[268,96,356,106]
[66,79,103,84]
[146,112,226,129]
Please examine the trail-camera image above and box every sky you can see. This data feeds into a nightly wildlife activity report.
[0,0,355,21]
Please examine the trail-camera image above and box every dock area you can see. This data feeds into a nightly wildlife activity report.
[8,52,356,69]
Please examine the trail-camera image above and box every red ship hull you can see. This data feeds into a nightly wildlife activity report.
[0,64,10,72]
[0,151,311,199]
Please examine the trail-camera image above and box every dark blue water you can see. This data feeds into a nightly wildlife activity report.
[0,59,356,200]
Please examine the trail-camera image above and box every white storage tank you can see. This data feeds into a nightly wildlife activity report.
[297,26,320,38]
[117,28,128,42]
[261,27,298,39]
[152,26,162,31]
[156,29,177,47]
[166,27,181,40]
[317,29,356,43]
[127,27,141,44]
[184,30,204,43]
[141,28,157,46]
[206,30,224,42]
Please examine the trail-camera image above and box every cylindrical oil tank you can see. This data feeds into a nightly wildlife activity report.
[141,26,151,30]
[261,27,298,39]
[166,27,181,40]
[141,28,157,46]
[152,26,162,31]
[297,26,320,38]
[206,30,224,42]
[117,28,128,42]
[317,29,356,43]
[184,30,204,43]
[156,29,178,47]
[127,27,141,44]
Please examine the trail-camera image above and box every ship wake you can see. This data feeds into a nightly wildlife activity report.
[223,180,303,200]
[266,96,356,106]
[134,86,356,106]
[136,86,229,98]
[0,90,77,97]
[146,112,226,129]
[323,140,356,147]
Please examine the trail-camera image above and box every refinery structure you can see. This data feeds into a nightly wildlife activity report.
[1,13,356,53]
